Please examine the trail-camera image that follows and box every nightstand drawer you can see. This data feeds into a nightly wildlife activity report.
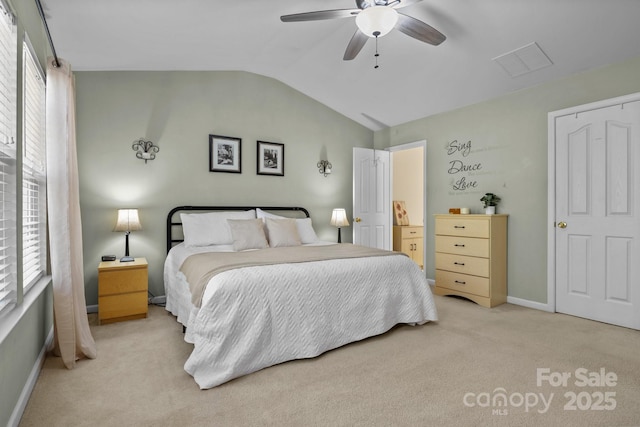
[435,252,489,277]
[98,267,147,296]
[435,235,489,257]
[396,225,423,239]
[435,217,489,238]
[99,291,148,322]
[435,270,490,298]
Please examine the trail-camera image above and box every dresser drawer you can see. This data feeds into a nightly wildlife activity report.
[435,235,489,258]
[435,217,489,238]
[435,253,490,277]
[435,270,490,298]
[99,267,147,296]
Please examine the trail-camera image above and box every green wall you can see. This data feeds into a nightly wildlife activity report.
[377,55,640,304]
[74,71,373,304]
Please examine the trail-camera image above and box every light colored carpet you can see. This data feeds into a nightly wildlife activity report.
[20,295,640,427]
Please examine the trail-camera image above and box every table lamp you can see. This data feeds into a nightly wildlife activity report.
[330,208,350,243]
[113,209,142,262]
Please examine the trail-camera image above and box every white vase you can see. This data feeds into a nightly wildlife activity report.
[485,206,496,215]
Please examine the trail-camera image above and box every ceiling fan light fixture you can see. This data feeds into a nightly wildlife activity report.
[355,6,398,38]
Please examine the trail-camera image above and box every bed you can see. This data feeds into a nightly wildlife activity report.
[164,206,438,389]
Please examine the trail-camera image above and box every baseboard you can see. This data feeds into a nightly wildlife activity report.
[507,295,554,312]
[8,326,54,427]
[86,304,98,314]
[426,278,435,287]
[150,295,166,305]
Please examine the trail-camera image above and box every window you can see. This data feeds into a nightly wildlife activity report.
[0,1,16,315]
[22,39,46,292]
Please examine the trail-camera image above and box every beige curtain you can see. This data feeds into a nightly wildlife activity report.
[46,58,96,368]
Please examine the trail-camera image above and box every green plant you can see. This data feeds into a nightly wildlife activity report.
[480,193,501,208]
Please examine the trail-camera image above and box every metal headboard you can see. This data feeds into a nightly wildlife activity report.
[166,206,310,253]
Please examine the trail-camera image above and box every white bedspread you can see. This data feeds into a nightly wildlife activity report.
[164,243,438,389]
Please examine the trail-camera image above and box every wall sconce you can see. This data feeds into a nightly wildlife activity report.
[132,138,159,163]
[317,160,332,177]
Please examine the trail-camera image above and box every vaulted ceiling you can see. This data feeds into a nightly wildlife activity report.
[41,0,640,130]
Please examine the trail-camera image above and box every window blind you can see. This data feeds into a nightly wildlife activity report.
[22,40,46,291]
[0,1,16,315]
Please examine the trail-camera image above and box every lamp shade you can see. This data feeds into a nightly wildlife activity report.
[330,208,350,228]
[356,6,399,38]
[113,209,142,232]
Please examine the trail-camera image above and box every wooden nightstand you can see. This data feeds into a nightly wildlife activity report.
[98,257,148,325]
[393,225,424,269]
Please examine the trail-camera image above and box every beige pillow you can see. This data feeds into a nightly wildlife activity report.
[256,209,319,244]
[227,219,268,251]
[265,218,302,248]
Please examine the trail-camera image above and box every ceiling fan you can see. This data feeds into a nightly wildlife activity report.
[280,0,446,61]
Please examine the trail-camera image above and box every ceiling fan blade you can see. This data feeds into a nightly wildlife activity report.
[343,30,369,60]
[390,0,423,9]
[281,9,360,22]
[395,13,446,45]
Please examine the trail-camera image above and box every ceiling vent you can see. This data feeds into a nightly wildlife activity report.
[492,42,553,77]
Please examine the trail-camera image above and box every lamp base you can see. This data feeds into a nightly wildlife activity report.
[120,256,135,262]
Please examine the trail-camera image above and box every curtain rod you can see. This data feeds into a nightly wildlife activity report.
[34,0,60,68]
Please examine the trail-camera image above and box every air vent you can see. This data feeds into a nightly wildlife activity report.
[493,42,553,77]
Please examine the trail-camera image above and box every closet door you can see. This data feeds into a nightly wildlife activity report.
[554,100,640,330]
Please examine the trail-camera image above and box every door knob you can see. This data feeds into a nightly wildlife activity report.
[557,221,567,229]
[354,217,362,223]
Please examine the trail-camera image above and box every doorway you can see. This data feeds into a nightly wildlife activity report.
[390,141,426,270]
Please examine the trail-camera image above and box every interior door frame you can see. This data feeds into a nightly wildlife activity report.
[547,91,640,314]
[388,140,427,271]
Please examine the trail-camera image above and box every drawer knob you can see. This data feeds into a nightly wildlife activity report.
[454,244,465,247]
[454,262,465,266]
[454,225,466,229]
[454,280,466,285]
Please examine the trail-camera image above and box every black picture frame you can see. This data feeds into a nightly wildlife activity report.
[209,135,241,173]
[257,141,284,176]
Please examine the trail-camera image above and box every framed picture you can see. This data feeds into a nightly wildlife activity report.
[209,135,241,173]
[257,141,284,176]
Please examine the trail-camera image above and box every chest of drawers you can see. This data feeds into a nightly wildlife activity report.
[434,214,507,308]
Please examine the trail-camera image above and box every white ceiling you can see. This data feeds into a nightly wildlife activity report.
[41,0,640,131]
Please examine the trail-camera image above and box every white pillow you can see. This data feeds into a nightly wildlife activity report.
[265,218,302,248]
[256,208,319,244]
[181,210,256,247]
[227,219,269,251]
[256,208,284,220]
[295,218,319,244]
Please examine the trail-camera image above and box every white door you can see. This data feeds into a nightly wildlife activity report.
[353,147,391,250]
[554,100,640,330]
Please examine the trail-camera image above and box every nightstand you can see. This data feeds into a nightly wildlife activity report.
[393,225,424,269]
[98,257,148,325]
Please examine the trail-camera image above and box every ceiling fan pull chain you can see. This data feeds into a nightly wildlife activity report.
[374,31,380,69]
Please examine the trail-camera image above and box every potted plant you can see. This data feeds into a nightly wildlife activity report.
[480,193,501,214]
